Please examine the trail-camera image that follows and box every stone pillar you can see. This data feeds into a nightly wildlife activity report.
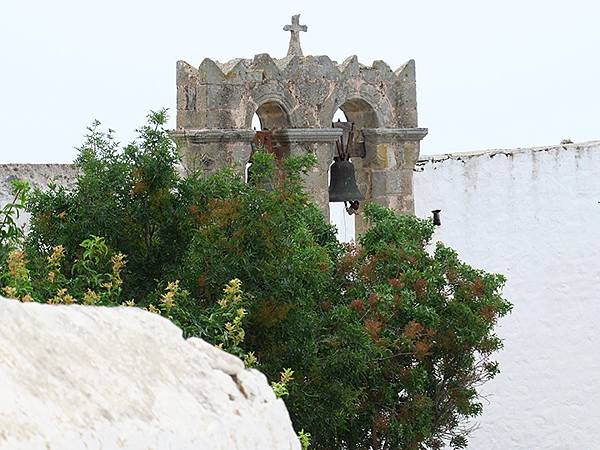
[272,128,342,218]
[358,128,428,234]
[352,155,372,237]
[394,140,421,213]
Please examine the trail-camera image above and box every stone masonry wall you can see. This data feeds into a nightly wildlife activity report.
[0,164,78,228]
[414,140,600,450]
[175,55,417,130]
[173,53,427,233]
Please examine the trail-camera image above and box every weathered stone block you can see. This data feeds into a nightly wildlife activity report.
[0,297,300,449]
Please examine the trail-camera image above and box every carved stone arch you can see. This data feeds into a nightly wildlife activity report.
[245,91,297,130]
[321,90,383,129]
[336,97,381,129]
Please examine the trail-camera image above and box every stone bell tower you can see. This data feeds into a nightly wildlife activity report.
[172,15,427,234]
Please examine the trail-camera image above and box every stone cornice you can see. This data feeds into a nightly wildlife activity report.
[171,127,426,145]
[170,129,256,144]
[170,128,343,144]
[271,128,342,143]
[362,128,428,143]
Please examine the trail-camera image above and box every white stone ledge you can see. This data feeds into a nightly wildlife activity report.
[416,139,600,166]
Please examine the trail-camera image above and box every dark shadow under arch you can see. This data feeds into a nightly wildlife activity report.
[255,101,291,130]
[246,100,291,184]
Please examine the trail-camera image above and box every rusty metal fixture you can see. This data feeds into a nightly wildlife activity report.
[251,130,273,154]
[432,209,441,226]
[251,130,286,162]
[332,120,366,158]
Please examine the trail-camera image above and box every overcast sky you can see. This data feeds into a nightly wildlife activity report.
[1,0,599,163]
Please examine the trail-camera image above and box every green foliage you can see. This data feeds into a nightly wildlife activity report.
[1,235,125,305]
[298,429,312,450]
[25,110,190,301]
[271,368,295,398]
[308,203,512,449]
[0,179,30,262]
[1,112,512,449]
[0,243,255,365]
[168,278,255,362]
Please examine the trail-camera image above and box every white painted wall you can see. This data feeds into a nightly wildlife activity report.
[414,141,600,450]
[329,109,357,243]
[329,202,356,243]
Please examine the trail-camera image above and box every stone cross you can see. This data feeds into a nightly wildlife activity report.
[283,14,307,57]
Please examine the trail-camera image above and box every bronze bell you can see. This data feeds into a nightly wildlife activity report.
[329,157,365,203]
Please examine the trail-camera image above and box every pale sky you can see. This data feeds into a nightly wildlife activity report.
[1,0,599,163]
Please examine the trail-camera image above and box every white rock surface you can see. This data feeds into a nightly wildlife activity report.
[0,297,300,450]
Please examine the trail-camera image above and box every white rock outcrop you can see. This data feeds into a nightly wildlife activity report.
[0,296,300,450]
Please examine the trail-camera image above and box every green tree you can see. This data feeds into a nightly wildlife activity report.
[2,112,511,449]
[309,203,511,449]
[25,110,193,301]
[0,179,29,262]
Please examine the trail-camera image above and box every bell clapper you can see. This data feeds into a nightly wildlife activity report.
[345,201,360,215]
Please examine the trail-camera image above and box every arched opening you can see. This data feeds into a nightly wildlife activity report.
[251,112,261,131]
[247,113,261,182]
[332,108,347,123]
[247,101,291,184]
[328,100,379,242]
[337,98,379,129]
[255,101,290,130]
[329,108,356,243]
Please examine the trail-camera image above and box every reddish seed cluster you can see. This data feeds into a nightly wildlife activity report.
[349,298,365,313]
[413,278,428,296]
[364,319,383,338]
[471,277,486,297]
[320,300,333,312]
[403,320,424,340]
[368,293,379,307]
[388,278,404,289]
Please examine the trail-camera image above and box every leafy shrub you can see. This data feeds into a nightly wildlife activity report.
[25,111,192,301]
[0,239,254,366]
[0,179,30,263]
[1,235,124,305]
[0,111,511,449]
[314,203,512,449]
